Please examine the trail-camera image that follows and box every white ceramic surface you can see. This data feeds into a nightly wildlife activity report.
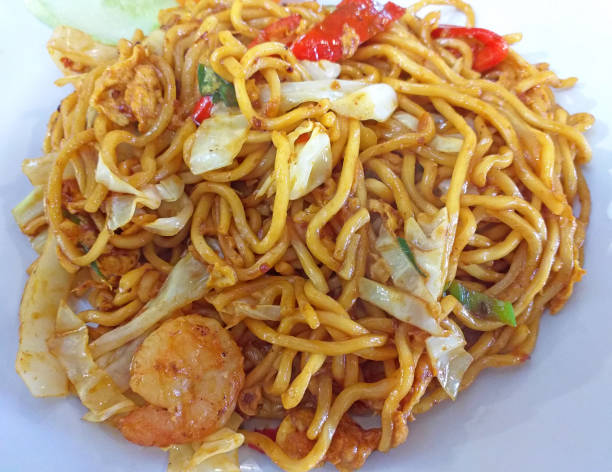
[1,1,611,471]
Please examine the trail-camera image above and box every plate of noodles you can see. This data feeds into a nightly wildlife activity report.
[1,0,611,470]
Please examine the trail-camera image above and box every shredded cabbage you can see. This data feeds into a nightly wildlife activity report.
[167,414,243,472]
[12,186,45,231]
[49,301,136,421]
[404,208,450,300]
[16,233,72,397]
[95,333,149,392]
[288,121,332,200]
[425,319,473,400]
[95,156,161,206]
[22,153,63,186]
[374,224,434,304]
[187,112,250,175]
[143,28,165,56]
[89,251,210,358]
[331,84,398,122]
[143,194,194,237]
[358,278,442,335]
[47,25,118,75]
[261,80,397,121]
[261,79,366,112]
[299,60,341,79]
[394,111,464,153]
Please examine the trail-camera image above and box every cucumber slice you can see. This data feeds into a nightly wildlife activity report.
[24,0,177,44]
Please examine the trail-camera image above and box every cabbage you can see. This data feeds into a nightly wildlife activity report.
[12,186,45,231]
[46,25,118,75]
[143,194,194,237]
[31,229,49,254]
[331,84,398,122]
[288,121,332,200]
[95,157,161,206]
[299,60,341,80]
[260,80,397,122]
[260,79,366,112]
[16,233,72,397]
[166,414,243,472]
[425,319,473,400]
[187,112,250,175]
[394,112,464,153]
[102,164,185,230]
[374,224,434,303]
[89,251,210,358]
[155,175,184,202]
[358,278,442,335]
[403,208,450,300]
[95,333,148,392]
[27,0,176,45]
[22,153,63,186]
[49,301,136,422]
[143,29,165,56]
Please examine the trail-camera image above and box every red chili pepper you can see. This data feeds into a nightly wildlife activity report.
[291,0,405,62]
[249,14,302,48]
[248,427,279,454]
[431,26,509,72]
[192,95,213,125]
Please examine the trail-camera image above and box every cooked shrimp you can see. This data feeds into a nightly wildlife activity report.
[118,315,245,447]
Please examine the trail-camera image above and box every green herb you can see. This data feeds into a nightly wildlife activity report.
[197,64,238,107]
[447,280,517,327]
[397,237,426,277]
[78,242,105,280]
[62,209,82,225]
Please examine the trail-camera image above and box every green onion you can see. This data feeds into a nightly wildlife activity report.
[197,64,237,107]
[397,237,426,277]
[78,242,105,280]
[447,280,516,327]
[62,209,82,225]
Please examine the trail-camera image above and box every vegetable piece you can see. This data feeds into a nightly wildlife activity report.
[249,14,302,47]
[394,111,464,153]
[330,83,398,122]
[431,26,509,72]
[16,233,72,397]
[291,0,405,62]
[374,225,433,304]
[167,413,244,472]
[22,152,60,186]
[192,95,214,125]
[12,186,45,232]
[358,277,442,335]
[46,25,118,76]
[198,64,238,107]
[425,319,473,400]
[447,280,517,327]
[26,0,176,45]
[49,301,136,422]
[78,242,106,279]
[142,194,194,237]
[89,251,210,358]
[288,121,332,199]
[95,333,149,392]
[398,237,426,277]
[299,60,341,80]
[95,156,161,208]
[259,80,397,121]
[403,207,450,300]
[260,79,366,112]
[187,112,250,175]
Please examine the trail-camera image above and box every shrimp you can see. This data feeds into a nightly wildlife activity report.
[117,315,245,447]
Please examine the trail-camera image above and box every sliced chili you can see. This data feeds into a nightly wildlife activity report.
[431,26,509,72]
[291,0,405,62]
[192,95,213,125]
[249,14,302,48]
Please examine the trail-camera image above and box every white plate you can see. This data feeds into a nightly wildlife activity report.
[1,1,611,471]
